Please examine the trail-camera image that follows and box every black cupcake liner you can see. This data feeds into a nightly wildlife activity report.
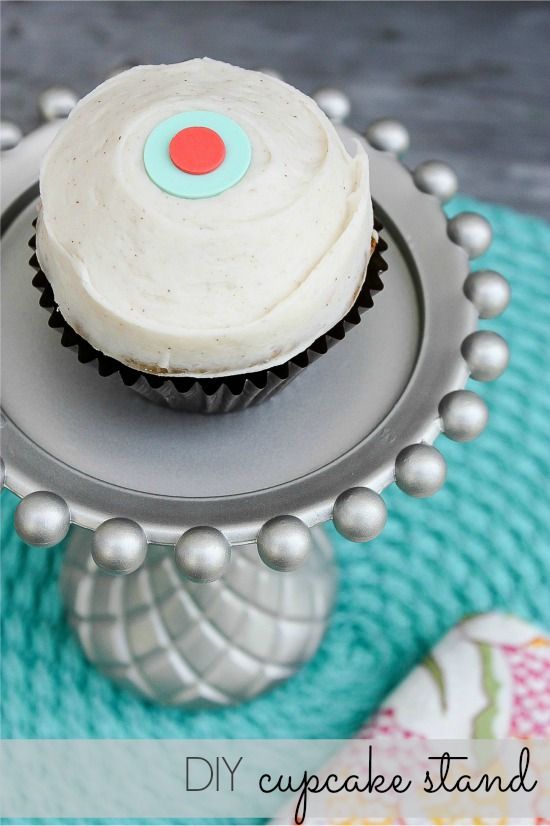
[29,217,388,414]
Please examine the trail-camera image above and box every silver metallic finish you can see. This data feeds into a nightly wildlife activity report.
[413,160,458,204]
[61,525,336,706]
[92,517,147,575]
[333,487,387,543]
[14,491,70,547]
[0,457,6,488]
[1,122,478,545]
[38,86,78,121]
[464,269,511,318]
[313,87,351,123]
[448,211,492,258]
[461,331,510,382]
[439,389,489,442]
[1,121,22,151]
[257,515,312,572]
[365,118,410,155]
[395,444,447,498]
[175,527,231,583]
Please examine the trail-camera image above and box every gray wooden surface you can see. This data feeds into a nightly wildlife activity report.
[2,1,549,217]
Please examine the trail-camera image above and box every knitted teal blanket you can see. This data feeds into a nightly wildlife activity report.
[1,195,549,740]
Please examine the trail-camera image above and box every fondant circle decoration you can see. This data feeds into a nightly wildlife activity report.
[143,111,252,198]
[169,126,226,175]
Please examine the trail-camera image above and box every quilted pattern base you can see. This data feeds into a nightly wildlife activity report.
[60,527,336,707]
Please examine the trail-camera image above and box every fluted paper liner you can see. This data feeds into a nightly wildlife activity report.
[29,219,388,413]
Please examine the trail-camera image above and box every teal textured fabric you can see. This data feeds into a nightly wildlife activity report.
[1,195,549,741]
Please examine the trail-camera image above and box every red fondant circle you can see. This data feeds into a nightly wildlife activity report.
[169,126,226,175]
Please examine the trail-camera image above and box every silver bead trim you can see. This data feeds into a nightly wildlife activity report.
[92,517,148,575]
[38,86,78,122]
[333,487,387,542]
[313,87,351,123]
[447,211,492,259]
[175,526,231,583]
[439,390,489,442]
[1,121,23,151]
[464,269,511,318]
[394,444,447,498]
[413,160,458,204]
[461,330,510,382]
[257,515,313,572]
[365,118,410,155]
[14,491,71,547]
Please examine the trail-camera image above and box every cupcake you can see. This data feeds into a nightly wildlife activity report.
[33,57,386,412]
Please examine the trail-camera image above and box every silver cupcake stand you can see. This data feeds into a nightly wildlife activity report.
[0,80,510,707]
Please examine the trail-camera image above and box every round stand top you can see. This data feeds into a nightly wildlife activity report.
[1,122,476,545]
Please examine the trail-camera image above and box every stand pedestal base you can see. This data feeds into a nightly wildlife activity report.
[60,527,337,707]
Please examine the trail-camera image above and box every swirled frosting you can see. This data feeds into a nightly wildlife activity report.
[36,58,373,377]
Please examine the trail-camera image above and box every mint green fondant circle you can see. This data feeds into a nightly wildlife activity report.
[143,111,252,199]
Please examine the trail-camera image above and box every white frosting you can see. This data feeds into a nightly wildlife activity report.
[37,58,373,377]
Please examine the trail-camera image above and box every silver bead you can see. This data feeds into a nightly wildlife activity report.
[464,269,511,318]
[461,331,510,382]
[14,491,70,547]
[448,212,492,258]
[39,86,78,121]
[0,457,5,488]
[333,487,387,543]
[255,67,283,80]
[1,121,22,150]
[92,518,147,575]
[175,527,231,583]
[413,160,458,204]
[365,118,410,155]
[395,444,447,498]
[439,390,489,442]
[257,515,312,572]
[313,87,351,123]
